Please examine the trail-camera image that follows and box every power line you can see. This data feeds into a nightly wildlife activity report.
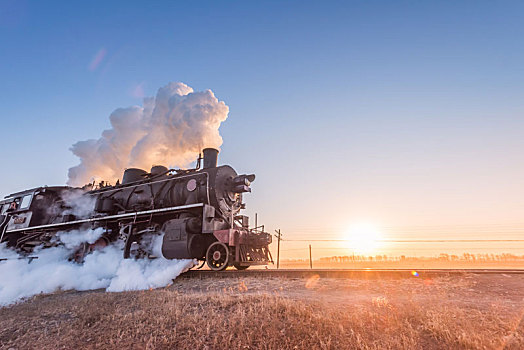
[283,239,524,242]
[279,224,524,234]
[281,223,524,229]
[281,247,524,251]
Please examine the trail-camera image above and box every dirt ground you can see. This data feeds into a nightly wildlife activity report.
[1,273,523,349]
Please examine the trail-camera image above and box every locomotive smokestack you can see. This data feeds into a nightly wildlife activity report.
[203,148,219,169]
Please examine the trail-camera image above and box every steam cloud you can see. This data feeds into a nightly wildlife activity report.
[60,189,97,218]
[56,228,104,249]
[68,82,229,186]
[0,231,194,306]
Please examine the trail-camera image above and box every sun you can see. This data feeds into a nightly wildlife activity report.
[344,223,383,255]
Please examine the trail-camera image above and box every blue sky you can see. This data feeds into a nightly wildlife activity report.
[1,1,524,256]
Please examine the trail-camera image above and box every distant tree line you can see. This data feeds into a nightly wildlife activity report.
[315,253,524,263]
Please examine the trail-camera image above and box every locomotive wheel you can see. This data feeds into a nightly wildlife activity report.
[233,263,249,271]
[71,237,109,263]
[72,242,89,263]
[206,242,230,271]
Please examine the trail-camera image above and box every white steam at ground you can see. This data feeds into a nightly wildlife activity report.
[67,82,229,186]
[56,228,104,248]
[0,230,194,306]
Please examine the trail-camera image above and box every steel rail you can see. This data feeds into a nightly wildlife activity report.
[181,268,524,279]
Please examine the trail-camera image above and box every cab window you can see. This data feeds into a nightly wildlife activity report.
[20,195,32,209]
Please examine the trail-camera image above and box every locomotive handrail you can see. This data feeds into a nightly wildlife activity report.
[88,171,211,208]
[5,203,204,234]
[0,215,9,244]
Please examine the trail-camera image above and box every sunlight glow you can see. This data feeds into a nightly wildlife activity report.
[345,223,383,255]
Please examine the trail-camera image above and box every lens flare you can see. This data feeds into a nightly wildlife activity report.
[88,48,107,71]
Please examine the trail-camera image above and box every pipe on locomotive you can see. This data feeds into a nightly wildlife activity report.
[120,148,219,186]
[202,148,219,169]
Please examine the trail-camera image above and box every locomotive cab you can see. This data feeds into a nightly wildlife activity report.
[0,190,35,247]
[0,186,72,248]
[1,190,35,232]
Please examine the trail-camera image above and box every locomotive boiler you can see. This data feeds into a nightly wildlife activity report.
[0,148,272,270]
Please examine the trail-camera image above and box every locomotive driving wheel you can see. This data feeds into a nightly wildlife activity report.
[206,242,230,271]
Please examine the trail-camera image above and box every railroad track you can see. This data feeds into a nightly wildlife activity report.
[181,268,524,279]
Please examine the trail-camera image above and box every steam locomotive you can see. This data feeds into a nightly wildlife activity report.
[0,148,272,270]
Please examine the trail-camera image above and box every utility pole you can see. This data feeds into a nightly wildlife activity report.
[309,244,312,269]
[274,229,282,269]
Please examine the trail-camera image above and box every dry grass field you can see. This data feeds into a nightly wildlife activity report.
[0,273,523,349]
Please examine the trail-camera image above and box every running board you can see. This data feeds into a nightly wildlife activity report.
[0,256,38,263]
[5,203,204,234]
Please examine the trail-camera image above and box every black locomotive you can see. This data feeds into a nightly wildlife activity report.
[0,148,272,270]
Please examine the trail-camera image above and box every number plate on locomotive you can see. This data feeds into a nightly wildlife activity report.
[13,216,26,224]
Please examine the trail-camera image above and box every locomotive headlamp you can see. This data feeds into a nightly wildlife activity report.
[236,177,250,186]
[231,174,256,193]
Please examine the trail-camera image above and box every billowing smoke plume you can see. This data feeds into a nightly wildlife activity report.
[0,231,194,306]
[68,82,229,186]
